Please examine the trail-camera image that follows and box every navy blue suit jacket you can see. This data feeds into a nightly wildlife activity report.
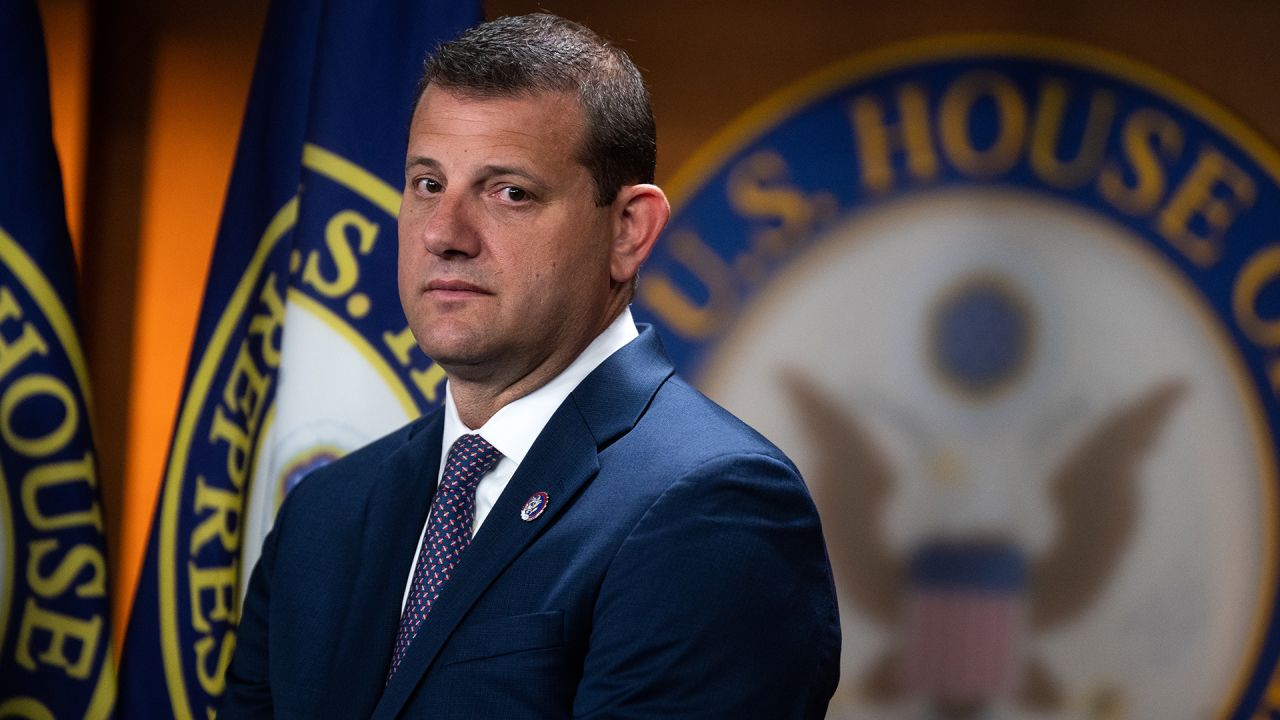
[222,327,840,718]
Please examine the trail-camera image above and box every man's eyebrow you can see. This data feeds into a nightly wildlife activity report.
[405,155,441,173]
[479,164,542,185]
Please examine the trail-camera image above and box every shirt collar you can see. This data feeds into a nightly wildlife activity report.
[440,307,639,466]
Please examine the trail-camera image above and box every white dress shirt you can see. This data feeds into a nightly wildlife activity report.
[401,308,639,610]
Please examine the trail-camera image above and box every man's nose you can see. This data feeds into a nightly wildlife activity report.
[417,192,481,258]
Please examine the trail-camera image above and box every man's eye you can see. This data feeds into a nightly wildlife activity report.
[415,177,442,194]
[500,186,528,202]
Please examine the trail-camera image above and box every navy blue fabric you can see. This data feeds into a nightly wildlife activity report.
[222,327,842,719]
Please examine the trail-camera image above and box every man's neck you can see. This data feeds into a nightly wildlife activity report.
[448,357,574,429]
[447,301,629,428]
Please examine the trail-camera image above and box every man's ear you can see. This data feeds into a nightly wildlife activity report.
[609,184,670,285]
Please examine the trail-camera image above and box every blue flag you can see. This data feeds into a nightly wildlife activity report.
[0,1,116,718]
[118,0,480,716]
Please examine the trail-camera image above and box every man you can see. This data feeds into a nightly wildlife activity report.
[223,13,840,719]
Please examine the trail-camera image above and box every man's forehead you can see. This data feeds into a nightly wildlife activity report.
[408,86,588,164]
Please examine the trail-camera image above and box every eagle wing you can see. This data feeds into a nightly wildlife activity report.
[782,371,904,626]
[1030,380,1186,630]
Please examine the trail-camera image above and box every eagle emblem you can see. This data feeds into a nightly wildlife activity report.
[786,372,1185,716]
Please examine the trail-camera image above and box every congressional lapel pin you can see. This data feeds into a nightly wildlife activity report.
[521,491,550,522]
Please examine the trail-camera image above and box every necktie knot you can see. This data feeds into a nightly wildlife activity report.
[442,433,503,490]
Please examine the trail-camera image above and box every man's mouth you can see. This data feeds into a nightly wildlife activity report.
[426,279,489,297]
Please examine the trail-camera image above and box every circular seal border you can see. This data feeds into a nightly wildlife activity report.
[0,226,113,719]
[653,34,1280,716]
[156,145,405,719]
[664,35,1280,208]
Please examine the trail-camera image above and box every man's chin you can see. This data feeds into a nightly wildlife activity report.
[419,339,496,378]
[414,319,489,357]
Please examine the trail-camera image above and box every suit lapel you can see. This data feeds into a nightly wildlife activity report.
[325,414,443,716]
[372,327,674,719]
[373,403,599,719]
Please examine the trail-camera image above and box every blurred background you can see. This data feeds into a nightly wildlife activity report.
[31,0,1280,716]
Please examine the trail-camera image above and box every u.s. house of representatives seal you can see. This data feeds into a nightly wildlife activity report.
[632,36,1280,719]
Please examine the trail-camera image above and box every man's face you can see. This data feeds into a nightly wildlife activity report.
[398,86,618,384]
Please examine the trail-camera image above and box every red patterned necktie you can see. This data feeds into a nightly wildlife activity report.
[386,433,502,683]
